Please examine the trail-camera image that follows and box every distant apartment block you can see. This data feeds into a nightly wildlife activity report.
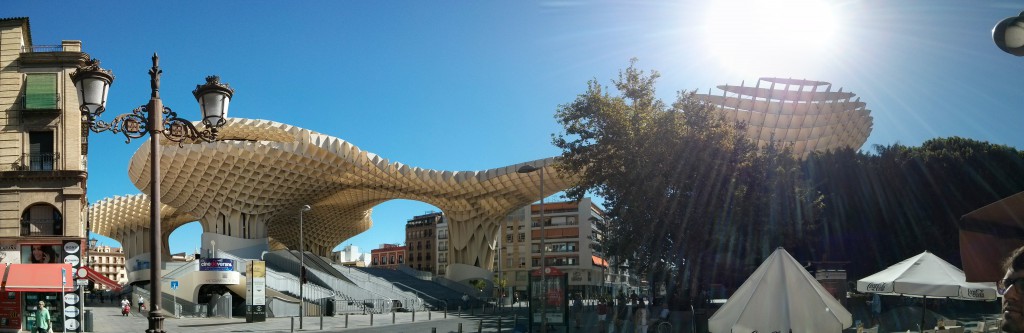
[86,243,126,291]
[406,212,441,273]
[370,243,406,269]
[332,244,370,267]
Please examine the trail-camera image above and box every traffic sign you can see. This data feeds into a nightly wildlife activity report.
[170,280,179,290]
[75,279,89,286]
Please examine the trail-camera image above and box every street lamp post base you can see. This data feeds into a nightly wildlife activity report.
[146,309,167,333]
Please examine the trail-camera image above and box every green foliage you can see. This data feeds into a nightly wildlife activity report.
[553,59,819,290]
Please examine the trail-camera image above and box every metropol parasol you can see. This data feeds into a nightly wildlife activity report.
[87,117,576,282]
[87,76,872,283]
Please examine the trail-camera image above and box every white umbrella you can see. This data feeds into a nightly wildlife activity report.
[856,251,997,332]
[856,251,997,301]
[708,248,852,333]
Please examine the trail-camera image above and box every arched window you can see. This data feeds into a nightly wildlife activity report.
[21,203,62,236]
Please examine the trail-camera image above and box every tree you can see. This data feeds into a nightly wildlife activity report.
[552,60,816,301]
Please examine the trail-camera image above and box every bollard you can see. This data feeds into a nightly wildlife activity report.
[498,317,502,333]
[432,328,437,333]
[83,309,93,332]
[370,312,374,326]
[393,311,396,324]
[429,309,432,320]
[444,307,447,318]
[458,323,463,333]
[290,317,295,332]
[345,313,349,328]
[458,305,462,317]
[320,314,323,330]
[478,319,483,333]
[412,309,416,322]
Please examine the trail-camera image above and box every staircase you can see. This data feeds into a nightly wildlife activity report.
[357,267,474,310]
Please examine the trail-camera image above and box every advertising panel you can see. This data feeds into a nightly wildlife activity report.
[199,258,234,271]
[21,244,61,264]
[246,260,266,323]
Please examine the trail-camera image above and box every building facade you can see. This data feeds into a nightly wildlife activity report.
[498,198,620,299]
[0,17,90,332]
[332,244,370,267]
[406,212,440,273]
[435,216,448,277]
[369,243,406,269]
[86,243,127,291]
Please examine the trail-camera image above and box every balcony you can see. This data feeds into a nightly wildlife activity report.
[24,153,58,171]
[21,219,62,236]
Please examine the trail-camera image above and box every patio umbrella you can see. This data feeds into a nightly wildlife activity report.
[856,251,997,332]
[958,191,1024,282]
[708,247,852,333]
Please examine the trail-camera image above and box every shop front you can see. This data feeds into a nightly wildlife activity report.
[0,263,75,332]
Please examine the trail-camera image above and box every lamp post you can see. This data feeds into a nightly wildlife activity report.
[994,11,1024,56]
[516,164,546,333]
[72,55,233,333]
[299,204,311,329]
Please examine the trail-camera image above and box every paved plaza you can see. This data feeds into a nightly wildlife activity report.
[86,301,534,333]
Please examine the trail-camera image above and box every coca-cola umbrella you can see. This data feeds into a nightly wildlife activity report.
[857,251,997,331]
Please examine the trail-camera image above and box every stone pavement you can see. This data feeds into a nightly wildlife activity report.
[85,301,533,333]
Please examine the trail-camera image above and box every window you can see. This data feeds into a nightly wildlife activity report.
[28,131,55,170]
[518,233,525,242]
[398,255,404,264]
[25,73,58,110]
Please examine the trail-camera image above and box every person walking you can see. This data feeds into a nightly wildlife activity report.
[596,298,609,333]
[33,301,50,333]
[138,295,146,313]
[572,293,583,328]
[634,298,648,333]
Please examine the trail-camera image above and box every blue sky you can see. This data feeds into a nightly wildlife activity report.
[8,1,1024,255]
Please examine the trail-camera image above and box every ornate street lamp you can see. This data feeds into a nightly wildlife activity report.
[71,54,233,333]
[517,164,547,333]
[993,11,1024,56]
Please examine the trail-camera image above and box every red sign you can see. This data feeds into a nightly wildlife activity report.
[530,266,565,276]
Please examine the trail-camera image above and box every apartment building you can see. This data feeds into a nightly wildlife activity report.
[498,198,624,298]
[0,17,90,332]
[369,243,406,269]
[332,244,369,267]
[86,243,127,291]
[406,212,441,273]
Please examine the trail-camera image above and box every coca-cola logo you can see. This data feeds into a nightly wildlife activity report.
[967,289,986,298]
[866,282,887,292]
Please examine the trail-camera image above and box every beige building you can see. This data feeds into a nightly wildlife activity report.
[0,17,91,332]
[87,243,127,290]
[498,198,622,298]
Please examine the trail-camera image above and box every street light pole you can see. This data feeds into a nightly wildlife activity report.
[299,204,311,329]
[517,164,546,333]
[72,55,234,333]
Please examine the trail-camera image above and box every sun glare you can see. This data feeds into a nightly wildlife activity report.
[702,0,839,77]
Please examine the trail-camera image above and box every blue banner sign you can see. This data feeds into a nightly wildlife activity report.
[199,258,235,271]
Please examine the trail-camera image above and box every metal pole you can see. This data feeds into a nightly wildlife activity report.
[299,207,306,329]
[539,166,546,333]
[147,54,166,333]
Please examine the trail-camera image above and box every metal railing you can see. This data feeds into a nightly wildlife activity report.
[13,153,60,171]
[333,264,431,309]
[21,219,60,236]
[21,45,65,53]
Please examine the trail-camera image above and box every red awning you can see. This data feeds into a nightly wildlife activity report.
[592,256,608,268]
[3,263,74,292]
[80,266,122,292]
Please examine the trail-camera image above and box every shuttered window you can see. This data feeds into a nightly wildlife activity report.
[25,73,58,109]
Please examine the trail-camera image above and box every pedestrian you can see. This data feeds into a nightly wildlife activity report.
[121,297,130,316]
[1000,245,1024,333]
[634,298,648,333]
[138,295,146,313]
[615,292,628,333]
[33,301,50,333]
[572,293,583,328]
[597,299,609,333]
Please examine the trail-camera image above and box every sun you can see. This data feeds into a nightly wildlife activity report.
[701,0,840,76]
